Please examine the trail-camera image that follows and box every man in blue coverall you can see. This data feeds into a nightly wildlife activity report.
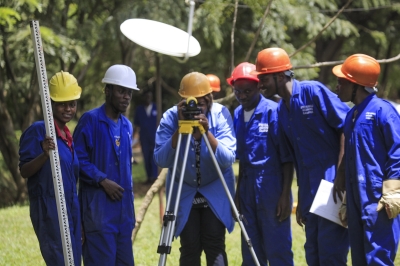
[73,64,139,266]
[332,54,400,265]
[253,47,350,265]
[134,90,158,184]
[229,62,294,266]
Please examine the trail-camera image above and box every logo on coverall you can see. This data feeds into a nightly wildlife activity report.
[301,105,314,115]
[259,123,269,132]
[365,112,375,120]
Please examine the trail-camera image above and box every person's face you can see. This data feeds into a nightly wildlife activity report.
[336,78,353,102]
[52,100,77,124]
[258,74,278,98]
[145,92,153,105]
[107,85,133,113]
[233,79,260,111]
[195,96,208,115]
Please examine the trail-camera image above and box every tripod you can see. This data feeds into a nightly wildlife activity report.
[157,120,260,266]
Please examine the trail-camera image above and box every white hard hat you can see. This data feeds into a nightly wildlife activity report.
[102,64,139,90]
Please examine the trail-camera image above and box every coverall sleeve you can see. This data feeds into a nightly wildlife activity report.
[212,106,236,169]
[153,107,178,168]
[73,113,107,186]
[380,107,400,180]
[270,109,292,164]
[233,108,239,160]
[19,123,45,167]
[311,82,349,130]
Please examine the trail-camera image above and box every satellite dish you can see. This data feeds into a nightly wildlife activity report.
[120,19,201,57]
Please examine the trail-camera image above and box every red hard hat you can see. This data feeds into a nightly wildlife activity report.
[332,54,380,87]
[251,48,292,75]
[206,74,221,92]
[226,62,259,86]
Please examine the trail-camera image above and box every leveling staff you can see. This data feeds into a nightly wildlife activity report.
[154,72,236,266]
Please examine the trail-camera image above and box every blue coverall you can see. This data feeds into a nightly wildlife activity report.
[234,95,294,266]
[19,121,81,266]
[154,102,236,237]
[278,80,350,265]
[134,103,158,181]
[73,104,135,266]
[344,93,400,266]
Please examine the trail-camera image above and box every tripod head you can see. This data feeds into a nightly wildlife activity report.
[178,120,206,134]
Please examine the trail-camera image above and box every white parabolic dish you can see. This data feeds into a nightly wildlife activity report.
[120,19,201,57]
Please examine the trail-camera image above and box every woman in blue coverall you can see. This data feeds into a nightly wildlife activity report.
[333,54,400,266]
[19,71,82,265]
[230,62,294,266]
[154,72,236,266]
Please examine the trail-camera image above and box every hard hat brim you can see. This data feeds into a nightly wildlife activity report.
[250,70,263,76]
[102,78,139,90]
[227,76,259,86]
[211,86,221,92]
[50,94,81,102]
[332,65,346,79]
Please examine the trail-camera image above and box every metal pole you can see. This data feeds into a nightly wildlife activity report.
[158,130,193,266]
[184,0,195,60]
[30,20,75,266]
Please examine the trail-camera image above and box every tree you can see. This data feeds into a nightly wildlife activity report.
[1,0,399,206]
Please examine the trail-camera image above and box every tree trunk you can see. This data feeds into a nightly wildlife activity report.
[0,100,27,204]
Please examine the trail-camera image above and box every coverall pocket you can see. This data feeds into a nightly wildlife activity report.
[83,192,106,233]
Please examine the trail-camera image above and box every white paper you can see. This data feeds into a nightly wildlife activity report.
[309,179,347,228]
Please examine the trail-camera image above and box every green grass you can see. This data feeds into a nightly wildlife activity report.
[1,161,399,265]
[0,197,306,265]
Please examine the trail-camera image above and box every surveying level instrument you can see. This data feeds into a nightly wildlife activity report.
[157,111,260,266]
[30,20,75,266]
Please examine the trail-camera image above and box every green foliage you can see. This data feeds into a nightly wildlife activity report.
[0,8,21,29]
[1,0,400,204]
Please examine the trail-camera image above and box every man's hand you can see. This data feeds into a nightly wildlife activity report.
[194,113,209,132]
[333,169,346,204]
[99,178,124,201]
[377,179,400,219]
[296,203,305,228]
[276,194,291,222]
[177,99,187,121]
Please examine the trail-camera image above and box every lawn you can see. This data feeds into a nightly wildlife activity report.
[0,196,306,266]
[0,160,399,265]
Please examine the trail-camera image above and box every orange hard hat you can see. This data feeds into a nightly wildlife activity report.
[226,62,259,86]
[251,48,292,75]
[178,72,213,98]
[332,54,380,87]
[206,74,221,92]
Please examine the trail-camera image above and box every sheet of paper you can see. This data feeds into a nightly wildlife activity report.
[309,179,347,228]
